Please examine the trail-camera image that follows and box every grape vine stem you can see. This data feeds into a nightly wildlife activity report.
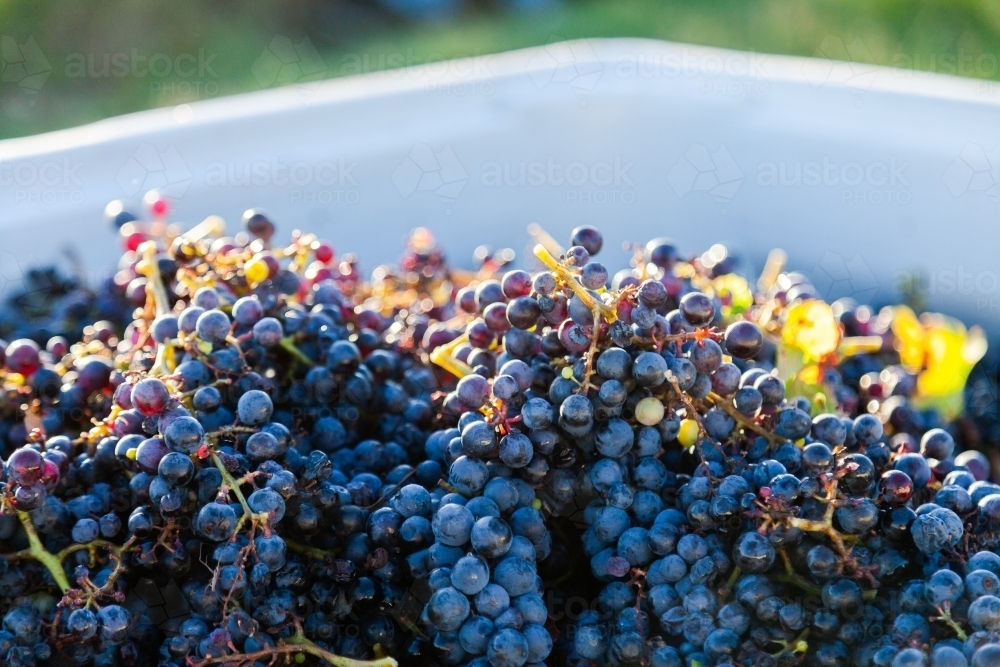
[279,336,316,367]
[576,306,604,395]
[665,374,707,440]
[5,511,137,595]
[210,450,267,533]
[186,629,398,667]
[14,509,71,592]
[933,605,968,641]
[705,392,786,446]
[284,538,331,560]
[429,333,474,379]
[532,245,616,322]
[772,549,823,597]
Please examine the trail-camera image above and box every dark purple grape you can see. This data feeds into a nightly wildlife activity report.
[571,225,603,256]
[132,378,170,416]
[501,270,533,299]
[242,208,275,239]
[6,448,44,486]
[723,321,763,359]
[135,437,169,474]
[4,339,40,376]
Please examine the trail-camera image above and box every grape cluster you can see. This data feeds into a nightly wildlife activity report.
[0,193,997,667]
[0,263,132,345]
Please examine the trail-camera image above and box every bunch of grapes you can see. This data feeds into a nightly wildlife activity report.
[0,193,997,667]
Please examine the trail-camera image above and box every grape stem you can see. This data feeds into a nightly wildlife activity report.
[279,336,316,367]
[4,508,137,596]
[284,538,331,561]
[722,566,742,592]
[576,306,604,395]
[14,510,71,593]
[178,378,232,399]
[140,242,171,317]
[209,450,268,533]
[429,333,474,379]
[73,536,139,608]
[772,549,822,598]
[705,392,786,446]
[665,374,707,440]
[933,604,968,641]
[179,215,226,245]
[186,628,398,667]
[765,474,879,599]
[532,245,616,322]
[785,475,851,563]
[771,627,809,657]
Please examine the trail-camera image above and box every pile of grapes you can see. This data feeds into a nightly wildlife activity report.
[0,192,999,667]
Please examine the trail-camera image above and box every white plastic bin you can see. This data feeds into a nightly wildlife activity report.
[1,38,999,334]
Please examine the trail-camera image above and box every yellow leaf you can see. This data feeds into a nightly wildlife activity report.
[907,313,987,420]
[890,305,925,373]
[782,300,840,362]
[915,318,985,393]
[798,364,822,385]
[837,336,883,358]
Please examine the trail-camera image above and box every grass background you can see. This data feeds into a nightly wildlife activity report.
[1,0,999,140]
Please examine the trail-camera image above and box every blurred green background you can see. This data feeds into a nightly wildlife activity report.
[2,0,999,140]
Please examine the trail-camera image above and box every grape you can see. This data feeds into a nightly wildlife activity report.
[195,501,237,541]
[71,518,100,544]
[732,532,775,573]
[973,644,1000,667]
[432,503,475,547]
[95,605,132,642]
[237,389,273,425]
[718,323,762,364]
[570,226,603,255]
[476,583,511,619]
[4,339,41,376]
[232,296,264,326]
[131,377,170,416]
[6,448,44,486]
[854,413,885,445]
